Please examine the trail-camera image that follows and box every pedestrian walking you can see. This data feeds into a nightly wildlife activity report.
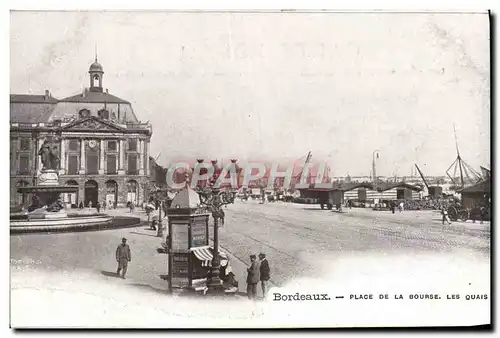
[441,206,451,225]
[96,201,101,213]
[259,253,270,298]
[246,254,260,300]
[116,238,131,279]
[480,206,486,224]
[89,201,93,209]
[78,201,84,210]
[103,201,107,211]
[399,201,404,213]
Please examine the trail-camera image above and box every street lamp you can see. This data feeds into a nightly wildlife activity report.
[150,186,166,238]
[194,160,236,293]
[372,149,380,187]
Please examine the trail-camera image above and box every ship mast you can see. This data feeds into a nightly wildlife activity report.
[446,124,482,189]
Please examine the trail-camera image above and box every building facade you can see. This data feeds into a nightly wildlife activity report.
[10,58,152,208]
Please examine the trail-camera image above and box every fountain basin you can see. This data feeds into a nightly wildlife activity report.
[17,186,79,194]
[10,215,141,234]
[11,170,141,234]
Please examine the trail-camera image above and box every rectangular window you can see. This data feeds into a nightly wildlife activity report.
[87,154,99,175]
[107,140,117,151]
[127,154,138,175]
[128,139,137,151]
[68,155,79,175]
[18,155,30,175]
[69,139,79,151]
[20,138,30,151]
[107,155,117,174]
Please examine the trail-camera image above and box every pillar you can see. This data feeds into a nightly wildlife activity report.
[59,138,66,175]
[10,138,16,176]
[145,141,150,176]
[99,139,105,175]
[79,139,86,175]
[37,138,44,174]
[118,138,125,175]
[138,139,144,175]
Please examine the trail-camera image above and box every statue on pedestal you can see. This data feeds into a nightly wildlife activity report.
[39,139,60,171]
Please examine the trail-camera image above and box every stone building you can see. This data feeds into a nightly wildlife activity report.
[149,156,168,188]
[10,57,152,208]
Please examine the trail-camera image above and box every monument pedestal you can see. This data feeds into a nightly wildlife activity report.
[37,170,60,186]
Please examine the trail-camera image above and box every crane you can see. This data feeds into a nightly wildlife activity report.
[415,164,430,191]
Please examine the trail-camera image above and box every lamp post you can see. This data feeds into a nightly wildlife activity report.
[194,160,236,293]
[150,186,165,238]
[372,149,380,187]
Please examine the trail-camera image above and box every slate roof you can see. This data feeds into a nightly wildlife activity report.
[10,91,134,123]
[60,91,130,104]
[10,94,58,104]
[375,182,423,192]
[10,100,58,123]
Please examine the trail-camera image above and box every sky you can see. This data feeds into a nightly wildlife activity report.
[9,11,490,176]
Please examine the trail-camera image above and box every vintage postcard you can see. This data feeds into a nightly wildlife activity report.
[9,10,490,328]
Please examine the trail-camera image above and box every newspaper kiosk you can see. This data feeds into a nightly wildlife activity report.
[165,186,236,293]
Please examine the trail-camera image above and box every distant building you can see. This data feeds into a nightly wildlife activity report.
[459,179,491,209]
[344,182,422,202]
[149,156,168,188]
[10,57,152,208]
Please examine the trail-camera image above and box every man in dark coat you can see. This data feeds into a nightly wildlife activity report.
[259,253,270,298]
[116,238,132,279]
[246,254,260,300]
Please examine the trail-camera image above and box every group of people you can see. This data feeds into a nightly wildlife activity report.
[389,201,406,214]
[77,200,117,211]
[114,238,273,301]
[246,253,271,300]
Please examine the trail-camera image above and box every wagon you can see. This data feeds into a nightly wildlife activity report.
[447,205,469,222]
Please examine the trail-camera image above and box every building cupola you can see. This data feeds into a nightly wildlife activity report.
[89,50,104,93]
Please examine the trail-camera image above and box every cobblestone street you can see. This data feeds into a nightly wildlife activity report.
[10,202,490,327]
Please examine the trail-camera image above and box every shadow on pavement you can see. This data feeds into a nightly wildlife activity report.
[100,270,119,278]
[129,231,158,238]
[301,207,328,211]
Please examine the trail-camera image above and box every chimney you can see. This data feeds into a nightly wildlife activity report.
[44,90,50,100]
[106,88,109,94]
[82,88,86,98]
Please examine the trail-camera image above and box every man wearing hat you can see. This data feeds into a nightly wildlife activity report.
[116,238,132,279]
[246,254,260,300]
[259,253,270,298]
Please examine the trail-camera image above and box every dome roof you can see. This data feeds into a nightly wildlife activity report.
[89,61,103,73]
[170,186,201,209]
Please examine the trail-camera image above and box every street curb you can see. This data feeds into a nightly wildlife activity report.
[10,217,142,235]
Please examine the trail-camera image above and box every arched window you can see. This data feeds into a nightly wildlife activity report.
[127,180,138,205]
[64,180,78,206]
[105,180,118,206]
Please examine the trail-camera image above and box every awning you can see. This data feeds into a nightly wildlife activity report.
[191,246,213,262]
[190,246,229,267]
